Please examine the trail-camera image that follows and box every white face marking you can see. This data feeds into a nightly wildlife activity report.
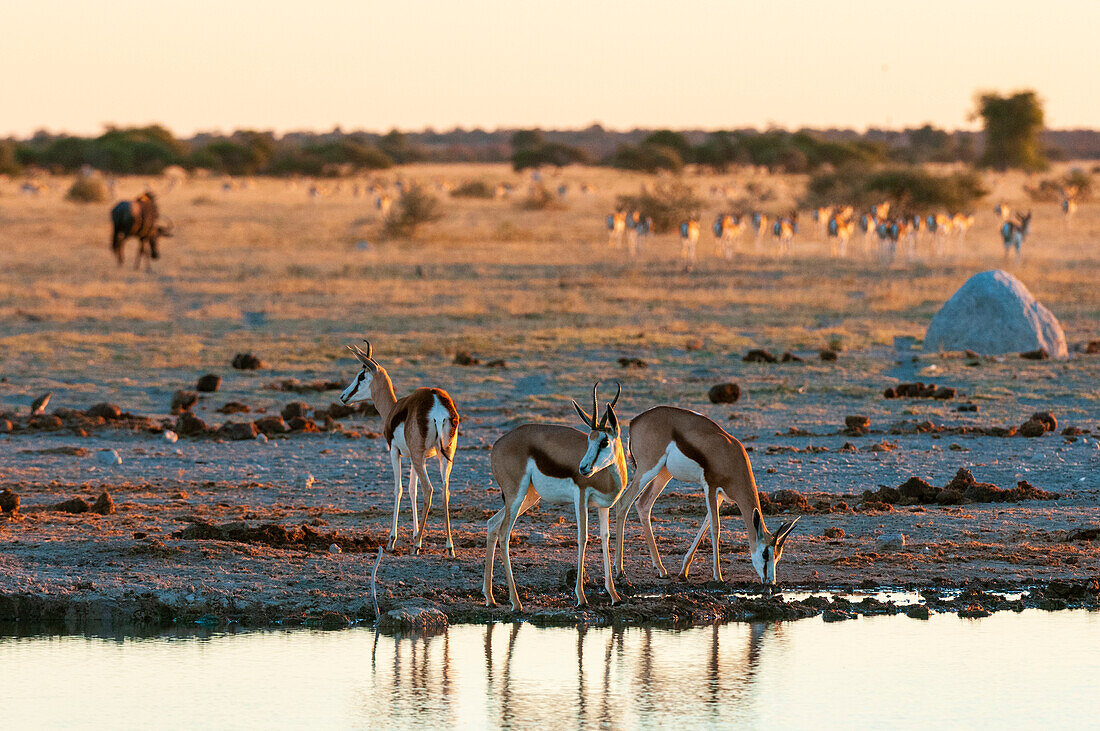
[340,368,373,404]
[578,431,615,477]
[751,542,775,584]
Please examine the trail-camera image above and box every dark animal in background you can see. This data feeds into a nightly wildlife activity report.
[110,192,172,270]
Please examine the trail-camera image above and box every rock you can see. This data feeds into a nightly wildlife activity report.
[196,374,221,392]
[54,497,90,514]
[823,527,845,539]
[163,430,179,443]
[287,417,320,433]
[0,488,19,514]
[956,403,978,412]
[932,387,956,399]
[1063,426,1086,436]
[780,351,804,363]
[1019,419,1047,438]
[1086,340,1100,354]
[845,415,870,434]
[254,415,289,435]
[898,477,938,503]
[326,402,354,419]
[175,413,208,436]
[958,605,992,619]
[328,543,341,554]
[485,359,508,369]
[923,270,1068,357]
[256,432,269,443]
[822,609,853,622]
[86,403,122,420]
[708,383,741,404]
[171,390,198,414]
[1030,412,1057,432]
[0,419,12,433]
[883,387,897,399]
[876,534,907,552]
[742,348,777,363]
[1019,348,1050,360]
[617,357,648,369]
[319,612,349,630]
[296,473,316,489]
[377,604,448,635]
[281,402,310,420]
[453,350,480,366]
[231,353,264,370]
[91,491,115,515]
[96,449,122,466]
[217,421,259,440]
[906,605,931,620]
[819,349,838,362]
[769,489,811,512]
[217,401,250,414]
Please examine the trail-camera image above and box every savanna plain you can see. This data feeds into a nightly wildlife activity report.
[0,164,1098,629]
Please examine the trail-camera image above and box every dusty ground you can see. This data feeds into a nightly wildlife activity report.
[0,165,1097,629]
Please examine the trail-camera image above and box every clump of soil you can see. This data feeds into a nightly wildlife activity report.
[819,349,838,362]
[216,402,250,415]
[53,497,90,514]
[863,468,1059,507]
[742,348,777,363]
[0,488,19,514]
[454,350,480,366]
[885,382,956,399]
[1019,348,1049,360]
[174,413,208,436]
[171,390,198,414]
[281,402,310,420]
[780,351,804,363]
[617,357,647,369]
[173,520,382,552]
[196,374,221,392]
[217,421,258,440]
[231,353,264,370]
[1020,411,1058,438]
[844,415,870,436]
[254,415,289,435]
[823,527,845,539]
[1085,340,1100,354]
[86,403,122,419]
[486,359,508,369]
[287,417,320,433]
[264,378,345,393]
[91,491,115,515]
[708,383,741,404]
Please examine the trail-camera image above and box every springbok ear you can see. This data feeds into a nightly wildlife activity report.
[604,404,619,432]
[572,400,593,428]
[776,517,800,548]
[752,509,765,541]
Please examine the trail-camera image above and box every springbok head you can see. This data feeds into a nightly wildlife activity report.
[572,382,622,477]
[341,340,379,404]
[750,509,799,586]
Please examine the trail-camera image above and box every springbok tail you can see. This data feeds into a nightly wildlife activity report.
[433,413,457,462]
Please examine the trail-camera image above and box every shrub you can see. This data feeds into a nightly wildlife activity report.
[0,141,22,175]
[511,142,586,171]
[615,181,701,233]
[803,165,988,212]
[1025,169,1093,202]
[383,184,444,238]
[450,180,496,199]
[518,184,564,211]
[973,90,1047,171]
[607,143,684,173]
[65,175,109,203]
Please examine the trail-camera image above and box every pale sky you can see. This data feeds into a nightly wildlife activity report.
[4,0,1098,137]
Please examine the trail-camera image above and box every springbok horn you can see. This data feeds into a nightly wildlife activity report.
[362,340,373,360]
[607,381,621,409]
[347,345,368,363]
[591,382,600,427]
[572,399,593,428]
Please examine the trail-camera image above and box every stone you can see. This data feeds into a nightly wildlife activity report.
[217,401,250,414]
[231,353,264,370]
[1030,412,1057,432]
[819,349,838,361]
[453,350,480,365]
[0,488,19,514]
[923,270,1068,357]
[171,390,198,414]
[281,402,310,420]
[54,497,90,513]
[742,348,777,363]
[196,374,221,392]
[823,527,845,539]
[175,413,208,436]
[708,383,741,404]
[876,534,907,552]
[287,417,320,432]
[217,421,259,440]
[86,403,122,419]
[96,449,122,466]
[254,415,289,435]
[1019,419,1047,438]
[906,605,931,620]
[163,430,179,443]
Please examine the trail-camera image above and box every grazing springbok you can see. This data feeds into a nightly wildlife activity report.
[1001,211,1032,265]
[750,211,770,250]
[995,203,1011,222]
[375,195,393,217]
[484,383,628,612]
[876,218,902,263]
[341,341,460,555]
[110,192,173,270]
[858,213,876,253]
[826,212,855,258]
[679,218,701,270]
[612,406,799,586]
[771,213,797,255]
[607,211,626,249]
[625,210,643,256]
[812,206,833,237]
[951,213,974,244]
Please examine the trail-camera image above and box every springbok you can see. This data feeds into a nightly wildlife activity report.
[771,213,797,256]
[375,195,393,217]
[951,213,974,244]
[341,341,460,555]
[876,218,902,263]
[826,212,855,258]
[1061,187,1078,226]
[484,383,627,612]
[679,218,701,270]
[750,211,770,250]
[812,206,833,237]
[625,210,642,256]
[713,213,744,259]
[995,203,1011,222]
[858,212,876,254]
[1001,211,1032,265]
[607,211,626,249]
[612,406,799,585]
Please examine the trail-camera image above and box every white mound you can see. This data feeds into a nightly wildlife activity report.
[923,270,1067,357]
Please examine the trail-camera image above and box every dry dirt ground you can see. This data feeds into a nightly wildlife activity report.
[0,165,1097,628]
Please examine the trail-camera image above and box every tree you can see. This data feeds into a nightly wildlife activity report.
[973,91,1047,171]
[510,129,544,151]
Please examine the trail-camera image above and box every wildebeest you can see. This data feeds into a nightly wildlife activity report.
[110,192,172,269]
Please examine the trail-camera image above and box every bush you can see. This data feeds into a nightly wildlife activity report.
[1025,169,1093,202]
[518,184,564,211]
[383,184,444,238]
[803,165,988,212]
[615,181,701,233]
[973,90,1047,172]
[0,141,22,175]
[607,143,684,173]
[65,175,109,203]
[450,180,496,199]
[511,142,586,171]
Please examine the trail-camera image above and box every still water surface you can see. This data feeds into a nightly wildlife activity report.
[2,610,1097,729]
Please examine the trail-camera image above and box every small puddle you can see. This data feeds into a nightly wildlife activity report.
[2,610,1096,728]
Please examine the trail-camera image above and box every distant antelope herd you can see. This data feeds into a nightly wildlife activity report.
[340,342,798,611]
